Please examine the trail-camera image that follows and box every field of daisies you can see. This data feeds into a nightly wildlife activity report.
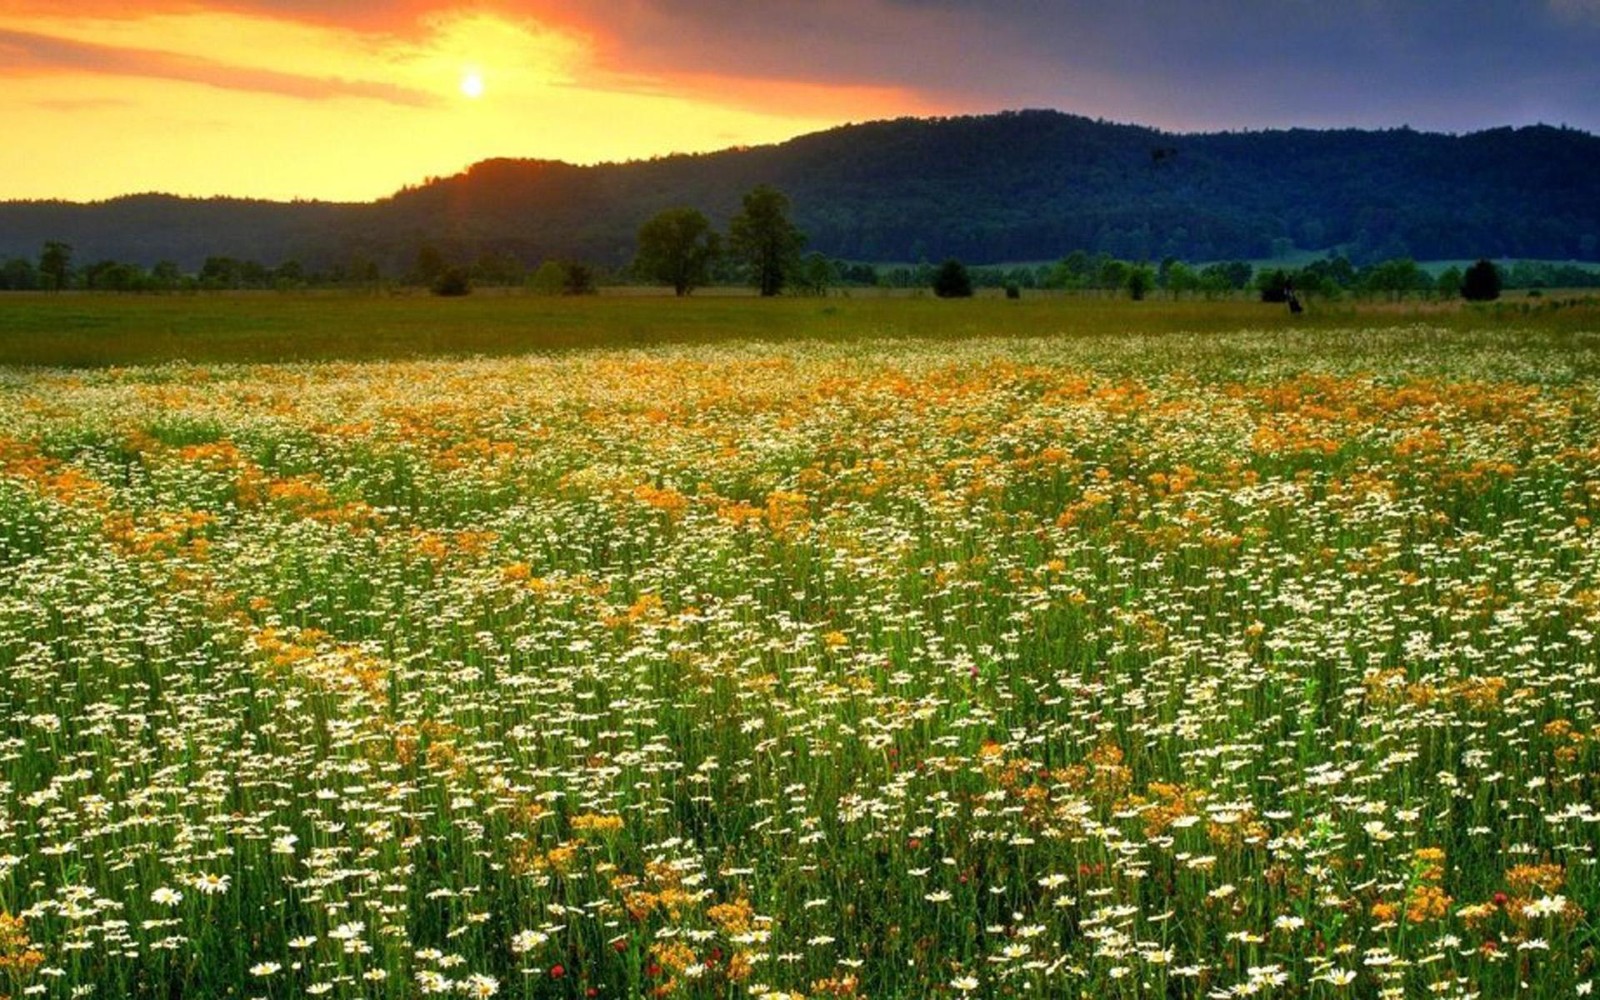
[1,324,1597,998]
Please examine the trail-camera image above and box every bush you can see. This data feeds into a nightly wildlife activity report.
[528,261,567,296]
[1257,269,1293,303]
[1126,266,1153,301]
[529,260,598,296]
[432,267,472,297]
[561,262,597,296]
[1461,259,1501,301]
[932,259,973,298]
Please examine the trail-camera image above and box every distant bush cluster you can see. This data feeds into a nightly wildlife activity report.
[0,242,609,297]
[6,235,1598,304]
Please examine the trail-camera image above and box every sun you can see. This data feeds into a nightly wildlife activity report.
[459,70,485,99]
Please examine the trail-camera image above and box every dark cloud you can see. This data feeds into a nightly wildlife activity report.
[960,0,1600,132]
[5,1,1596,131]
[555,0,1600,132]
[0,26,441,106]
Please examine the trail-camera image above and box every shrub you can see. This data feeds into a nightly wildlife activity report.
[528,261,567,296]
[431,267,472,297]
[932,259,973,298]
[562,262,597,296]
[1257,269,1293,303]
[1461,259,1502,301]
[1126,266,1154,301]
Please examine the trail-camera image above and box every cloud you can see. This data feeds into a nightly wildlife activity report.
[27,96,136,112]
[511,0,1600,132]
[0,26,441,105]
[4,0,1598,132]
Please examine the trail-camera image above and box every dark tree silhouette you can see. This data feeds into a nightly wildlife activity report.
[39,241,72,291]
[729,186,805,297]
[932,259,973,298]
[431,266,472,296]
[411,244,448,286]
[1461,259,1502,301]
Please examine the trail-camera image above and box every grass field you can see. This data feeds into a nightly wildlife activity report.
[2,290,1598,367]
[2,295,1599,998]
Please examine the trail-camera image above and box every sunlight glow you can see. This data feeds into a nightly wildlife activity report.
[0,8,937,201]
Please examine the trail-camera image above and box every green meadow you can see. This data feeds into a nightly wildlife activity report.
[2,290,1598,367]
[1,293,1598,998]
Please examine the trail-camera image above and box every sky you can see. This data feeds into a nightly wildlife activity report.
[3,1,1599,203]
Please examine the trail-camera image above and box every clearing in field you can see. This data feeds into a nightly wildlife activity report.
[1,300,1598,998]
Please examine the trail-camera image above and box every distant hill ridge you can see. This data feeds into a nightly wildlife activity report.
[3,109,1598,271]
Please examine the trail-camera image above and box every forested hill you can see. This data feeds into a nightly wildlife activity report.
[3,110,1598,271]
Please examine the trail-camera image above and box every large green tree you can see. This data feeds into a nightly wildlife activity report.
[634,208,719,296]
[728,186,805,297]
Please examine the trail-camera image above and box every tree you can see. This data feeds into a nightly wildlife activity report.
[528,260,567,296]
[1163,261,1200,299]
[274,259,306,291]
[1047,250,1092,290]
[39,241,72,292]
[472,250,525,287]
[1434,266,1463,301]
[839,262,879,287]
[151,261,183,292]
[239,259,271,289]
[561,261,597,296]
[1,257,39,290]
[84,259,145,292]
[432,266,472,296]
[341,254,382,292]
[634,208,719,296]
[791,253,835,297]
[1461,259,1502,301]
[1220,260,1255,290]
[1197,261,1252,298]
[729,186,805,297]
[1096,258,1129,296]
[411,244,448,287]
[1257,269,1294,303]
[932,259,973,298]
[1125,264,1155,301]
[1302,255,1356,292]
[1361,257,1425,301]
[199,256,242,290]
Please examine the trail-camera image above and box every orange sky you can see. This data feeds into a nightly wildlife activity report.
[0,3,946,202]
[6,2,1598,204]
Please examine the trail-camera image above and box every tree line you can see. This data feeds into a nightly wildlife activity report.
[7,220,1596,302]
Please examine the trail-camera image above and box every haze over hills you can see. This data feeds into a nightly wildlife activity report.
[3,110,1598,274]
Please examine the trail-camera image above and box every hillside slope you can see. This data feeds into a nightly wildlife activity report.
[3,110,1597,270]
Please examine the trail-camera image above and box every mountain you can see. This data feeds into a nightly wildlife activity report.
[3,110,1599,273]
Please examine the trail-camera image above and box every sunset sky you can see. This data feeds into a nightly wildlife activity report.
[4,1,1599,203]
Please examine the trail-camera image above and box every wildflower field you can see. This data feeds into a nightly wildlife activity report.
[2,302,1599,998]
